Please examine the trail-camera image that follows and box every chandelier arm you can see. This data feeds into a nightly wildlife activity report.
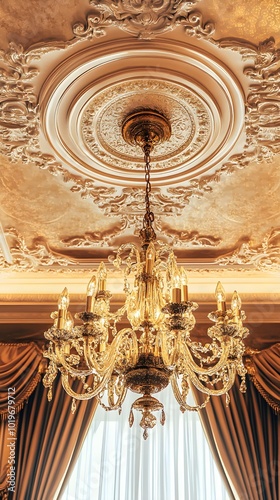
[107,304,127,323]
[43,340,97,378]
[50,343,104,378]
[170,373,210,411]
[82,327,139,376]
[60,369,114,400]
[183,363,237,396]
[178,335,233,376]
[50,328,138,380]
[114,242,141,272]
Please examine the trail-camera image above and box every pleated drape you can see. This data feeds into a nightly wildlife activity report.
[247,343,280,413]
[13,374,98,500]
[0,342,42,417]
[0,343,42,497]
[0,343,97,500]
[195,343,280,500]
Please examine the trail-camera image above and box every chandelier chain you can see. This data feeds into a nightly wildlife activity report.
[143,141,155,231]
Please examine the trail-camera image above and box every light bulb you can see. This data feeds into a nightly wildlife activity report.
[171,267,181,303]
[181,267,188,301]
[87,275,96,296]
[215,282,226,312]
[65,312,74,332]
[231,291,241,316]
[97,262,107,291]
[58,287,69,310]
[57,287,69,328]
[86,275,96,312]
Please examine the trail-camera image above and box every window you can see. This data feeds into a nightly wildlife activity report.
[61,387,229,500]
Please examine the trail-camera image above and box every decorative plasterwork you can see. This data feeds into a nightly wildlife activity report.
[74,0,214,40]
[0,228,78,271]
[0,224,221,273]
[81,79,211,170]
[216,228,280,273]
[0,225,221,271]
[0,2,279,273]
[0,8,279,192]
[42,48,242,186]
[1,226,280,273]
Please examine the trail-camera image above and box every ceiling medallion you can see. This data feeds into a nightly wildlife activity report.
[81,79,210,172]
[41,39,244,186]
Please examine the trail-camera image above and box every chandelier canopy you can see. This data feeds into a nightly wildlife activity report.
[43,110,249,439]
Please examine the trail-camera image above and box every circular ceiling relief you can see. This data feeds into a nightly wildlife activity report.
[81,79,211,167]
[40,39,245,186]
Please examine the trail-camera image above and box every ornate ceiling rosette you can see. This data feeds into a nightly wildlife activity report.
[39,39,244,186]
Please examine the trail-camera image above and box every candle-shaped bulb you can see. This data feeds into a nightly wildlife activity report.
[86,275,96,312]
[97,262,107,291]
[87,275,96,296]
[215,281,226,312]
[145,242,156,274]
[57,287,69,329]
[181,267,189,301]
[171,266,181,303]
[58,287,69,310]
[231,291,241,315]
[65,311,74,332]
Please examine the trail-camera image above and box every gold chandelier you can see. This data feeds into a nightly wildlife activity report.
[43,110,249,439]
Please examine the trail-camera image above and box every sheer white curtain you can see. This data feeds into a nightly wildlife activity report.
[60,386,230,500]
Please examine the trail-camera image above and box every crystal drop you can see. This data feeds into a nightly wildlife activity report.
[71,398,77,414]
[226,393,230,406]
[143,429,148,440]
[129,409,134,427]
[47,389,52,402]
[240,379,247,393]
[160,409,166,426]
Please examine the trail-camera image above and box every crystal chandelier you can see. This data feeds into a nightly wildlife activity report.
[43,110,249,439]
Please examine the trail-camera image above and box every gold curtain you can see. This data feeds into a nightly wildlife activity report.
[0,343,97,500]
[195,343,280,500]
[13,374,98,500]
[0,342,42,497]
[247,343,280,413]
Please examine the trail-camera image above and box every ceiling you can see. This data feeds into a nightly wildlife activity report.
[0,0,279,349]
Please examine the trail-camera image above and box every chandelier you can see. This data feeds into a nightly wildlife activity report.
[43,110,249,439]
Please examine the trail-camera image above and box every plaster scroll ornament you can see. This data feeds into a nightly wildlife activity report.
[0,228,79,272]
[215,228,280,273]
[72,0,214,40]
